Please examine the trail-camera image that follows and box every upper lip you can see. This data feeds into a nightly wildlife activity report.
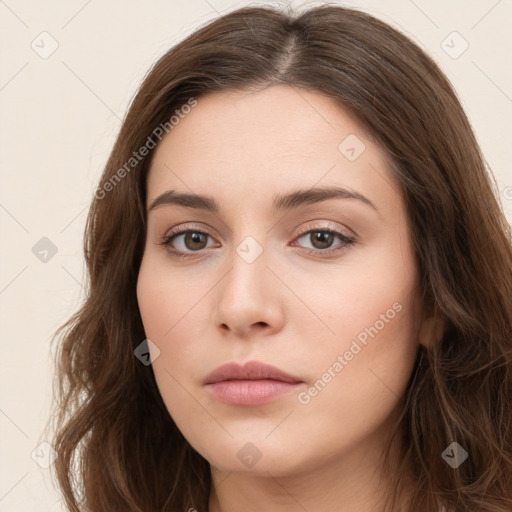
[203,361,303,385]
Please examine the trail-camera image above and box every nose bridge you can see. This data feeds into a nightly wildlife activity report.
[223,234,270,303]
[212,232,284,335]
[223,211,271,286]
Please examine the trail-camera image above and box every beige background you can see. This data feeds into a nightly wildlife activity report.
[0,0,511,510]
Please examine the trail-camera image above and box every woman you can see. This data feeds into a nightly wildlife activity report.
[47,4,512,511]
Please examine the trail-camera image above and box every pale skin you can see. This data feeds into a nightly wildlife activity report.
[136,85,443,511]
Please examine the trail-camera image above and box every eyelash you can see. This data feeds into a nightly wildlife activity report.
[158,224,356,259]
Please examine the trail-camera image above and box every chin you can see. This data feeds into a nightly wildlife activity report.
[190,434,308,477]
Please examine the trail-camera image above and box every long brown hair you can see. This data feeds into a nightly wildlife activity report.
[46,4,512,511]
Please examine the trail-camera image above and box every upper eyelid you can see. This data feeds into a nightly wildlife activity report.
[164,221,351,237]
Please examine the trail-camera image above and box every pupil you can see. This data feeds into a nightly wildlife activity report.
[313,231,333,249]
[186,232,206,250]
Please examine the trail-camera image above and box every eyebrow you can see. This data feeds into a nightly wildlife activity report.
[148,186,378,214]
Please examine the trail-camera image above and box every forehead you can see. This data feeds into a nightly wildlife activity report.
[151,85,369,164]
[146,85,400,215]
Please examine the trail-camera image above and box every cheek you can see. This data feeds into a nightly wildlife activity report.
[296,232,419,407]
[136,254,212,385]
[293,285,418,457]
[136,259,205,430]
[136,273,157,336]
[292,233,417,357]
[136,255,198,340]
[300,287,418,404]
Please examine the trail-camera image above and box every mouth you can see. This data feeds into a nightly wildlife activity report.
[203,360,304,406]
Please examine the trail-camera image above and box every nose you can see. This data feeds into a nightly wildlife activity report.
[212,244,285,339]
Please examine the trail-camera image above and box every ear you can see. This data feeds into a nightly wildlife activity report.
[418,300,445,348]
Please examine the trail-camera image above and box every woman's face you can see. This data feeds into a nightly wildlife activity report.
[137,85,431,478]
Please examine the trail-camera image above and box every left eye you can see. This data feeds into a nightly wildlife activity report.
[294,229,354,252]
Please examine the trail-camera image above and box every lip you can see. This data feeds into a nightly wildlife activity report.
[204,361,304,406]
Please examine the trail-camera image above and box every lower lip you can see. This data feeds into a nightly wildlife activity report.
[206,379,302,406]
